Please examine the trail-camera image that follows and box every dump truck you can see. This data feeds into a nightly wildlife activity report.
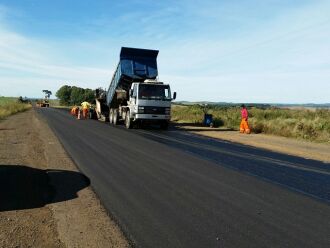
[95,47,176,129]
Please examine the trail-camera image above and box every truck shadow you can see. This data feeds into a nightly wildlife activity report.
[0,165,90,212]
[172,123,235,132]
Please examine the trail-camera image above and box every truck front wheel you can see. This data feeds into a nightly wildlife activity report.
[125,111,133,129]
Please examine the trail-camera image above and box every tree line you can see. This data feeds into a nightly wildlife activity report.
[56,85,95,105]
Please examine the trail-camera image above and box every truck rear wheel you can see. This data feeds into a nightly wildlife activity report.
[113,109,118,125]
[109,109,114,124]
[125,111,133,129]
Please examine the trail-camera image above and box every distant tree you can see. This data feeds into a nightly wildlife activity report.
[56,85,96,105]
[83,88,95,103]
[70,86,85,105]
[42,90,52,99]
[56,85,72,105]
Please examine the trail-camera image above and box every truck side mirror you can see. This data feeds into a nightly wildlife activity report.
[173,92,177,100]
[129,89,133,97]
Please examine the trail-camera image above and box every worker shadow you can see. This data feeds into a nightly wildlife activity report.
[0,165,90,212]
[172,123,235,132]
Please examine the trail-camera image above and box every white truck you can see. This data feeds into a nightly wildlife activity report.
[95,47,176,129]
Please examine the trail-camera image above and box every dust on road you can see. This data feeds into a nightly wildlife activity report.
[0,109,129,248]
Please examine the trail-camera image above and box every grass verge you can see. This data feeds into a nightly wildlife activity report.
[0,97,32,119]
[171,104,330,143]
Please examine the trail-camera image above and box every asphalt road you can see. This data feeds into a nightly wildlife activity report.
[37,108,330,248]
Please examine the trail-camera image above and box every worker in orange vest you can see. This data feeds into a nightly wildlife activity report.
[71,106,77,116]
[240,104,251,134]
[70,106,79,116]
[81,101,91,119]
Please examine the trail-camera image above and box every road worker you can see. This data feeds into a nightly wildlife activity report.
[70,106,79,116]
[240,104,251,134]
[81,101,91,119]
[71,106,77,116]
[74,106,79,116]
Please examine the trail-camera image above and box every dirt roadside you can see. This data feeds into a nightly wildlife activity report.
[0,109,129,248]
[176,125,330,163]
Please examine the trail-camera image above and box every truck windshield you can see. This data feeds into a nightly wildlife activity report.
[138,84,171,100]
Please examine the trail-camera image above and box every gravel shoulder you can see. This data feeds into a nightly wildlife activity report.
[176,125,330,163]
[0,109,129,247]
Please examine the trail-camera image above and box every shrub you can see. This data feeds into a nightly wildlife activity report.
[171,105,330,143]
[212,118,224,128]
[250,121,264,134]
[0,97,31,119]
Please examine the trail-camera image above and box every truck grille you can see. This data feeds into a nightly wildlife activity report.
[143,106,166,115]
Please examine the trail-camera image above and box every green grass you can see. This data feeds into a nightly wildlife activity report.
[48,99,60,107]
[171,104,330,143]
[0,97,32,119]
[48,99,73,110]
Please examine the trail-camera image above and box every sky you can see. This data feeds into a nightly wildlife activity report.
[0,0,329,103]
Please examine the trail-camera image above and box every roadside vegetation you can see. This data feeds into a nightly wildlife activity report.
[0,97,32,119]
[171,104,330,143]
[47,99,62,107]
[56,85,95,106]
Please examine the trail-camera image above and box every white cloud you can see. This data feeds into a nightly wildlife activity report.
[0,6,112,97]
[165,68,330,103]
[0,1,329,103]
[157,1,330,103]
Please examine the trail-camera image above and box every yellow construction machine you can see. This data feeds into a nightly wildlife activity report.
[36,90,52,107]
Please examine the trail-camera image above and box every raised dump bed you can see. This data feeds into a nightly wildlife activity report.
[106,47,159,107]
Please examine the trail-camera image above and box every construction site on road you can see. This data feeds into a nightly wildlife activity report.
[68,47,176,129]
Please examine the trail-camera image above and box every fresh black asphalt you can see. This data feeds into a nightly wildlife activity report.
[37,108,330,248]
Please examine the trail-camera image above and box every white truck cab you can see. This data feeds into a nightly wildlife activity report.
[126,80,175,129]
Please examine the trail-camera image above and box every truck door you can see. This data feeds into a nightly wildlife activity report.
[131,84,138,106]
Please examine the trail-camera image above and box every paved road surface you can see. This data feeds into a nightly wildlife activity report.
[37,108,330,248]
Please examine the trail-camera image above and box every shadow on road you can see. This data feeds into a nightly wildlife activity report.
[0,165,90,212]
[172,123,234,132]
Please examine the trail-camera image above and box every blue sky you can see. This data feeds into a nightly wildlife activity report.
[0,0,329,103]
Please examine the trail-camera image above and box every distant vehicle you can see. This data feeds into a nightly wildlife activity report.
[95,47,176,129]
[36,90,52,107]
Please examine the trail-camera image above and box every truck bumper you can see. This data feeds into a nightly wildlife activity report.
[134,114,171,121]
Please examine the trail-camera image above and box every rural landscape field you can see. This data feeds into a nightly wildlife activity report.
[1,1,330,248]
[4,96,329,143]
[172,104,330,142]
